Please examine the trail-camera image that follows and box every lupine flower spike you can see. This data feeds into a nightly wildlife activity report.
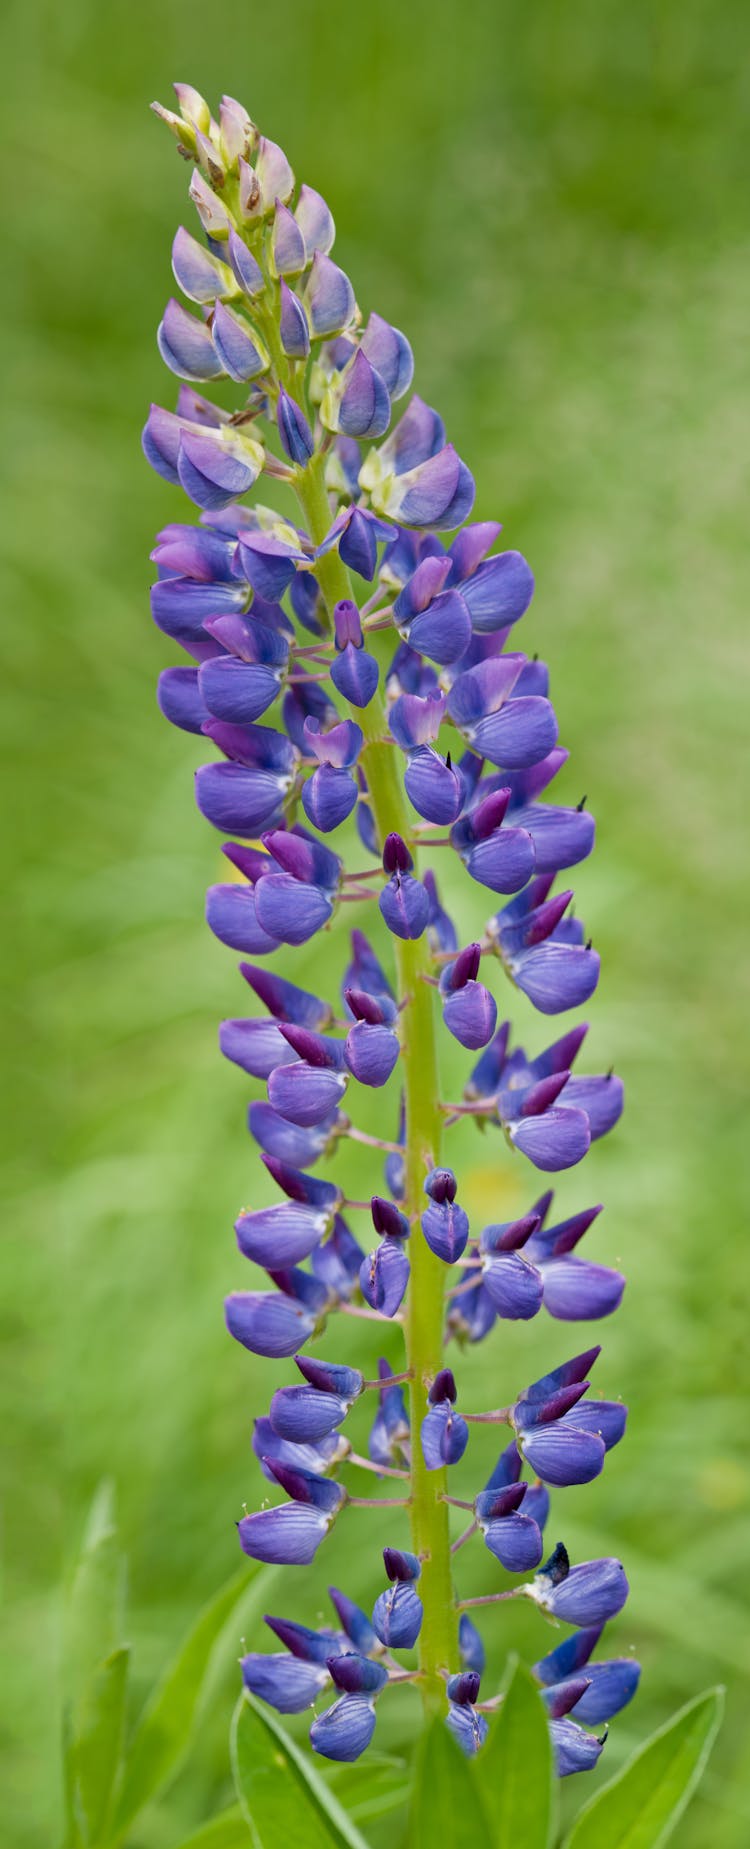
[146,85,635,1777]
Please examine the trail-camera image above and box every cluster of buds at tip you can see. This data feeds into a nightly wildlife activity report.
[145,83,636,1777]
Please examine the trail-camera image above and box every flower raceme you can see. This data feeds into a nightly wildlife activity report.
[145,84,635,1779]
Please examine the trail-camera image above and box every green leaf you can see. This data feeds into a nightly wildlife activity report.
[231,1691,372,1849]
[62,1482,129,1847]
[563,1686,724,1849]
[171,1804,251,1847]
[408,1714,491,1849]
[65,1481,127,1713]
[477,1657,555,1849]
[113,1564,268,1835]
[68,1646,130,1846]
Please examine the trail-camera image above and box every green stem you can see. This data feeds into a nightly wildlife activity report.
[295,453,457,1709]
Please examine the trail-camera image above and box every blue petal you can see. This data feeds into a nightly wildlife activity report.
[372,1581,423,1648]
[509,1106,591,1172]
[212,302,267,381]
[446,1704,488,1755]
[568,1659,640,1725]
[267,1062,349,1128]
[220,1017,299,1080]
[359,1237,409,1317]
[206,883,279,955]
[541,1558,628,1625]
[345,1022,400,1087]
[248,1101,340,1166]
[157,666,210,733]
[541,1257,625,1320]
[269,1386,351,1442]
[195,763,288,835]
[460,551,535,632]
[482,1511,543,1572]
[560,1074,624,1141]
[511,943,601,1015]
[459,1614,486,1675]
[309,1694,376,1762]
[519,1422,605,1487]
[224,1290,315,1358]
[550,1717,606,1777]
[241,1653,329,1712]
[238,1502,331,1565]
[482,1252,543,1320]
[254,875,334,946]
[235,1202,330,1267]
[379,873,429,940]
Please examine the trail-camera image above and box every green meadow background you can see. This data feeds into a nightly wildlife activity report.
[2,0,748,1842]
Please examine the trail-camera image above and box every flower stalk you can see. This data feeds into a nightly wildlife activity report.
[297,452,455,1707]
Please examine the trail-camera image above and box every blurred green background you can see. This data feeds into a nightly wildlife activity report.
[2,0,749,1842]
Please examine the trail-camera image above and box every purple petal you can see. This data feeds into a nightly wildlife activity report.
[268,1062,348,1127]
[560,1074,624,1140]
[511,942,601,1015]
[310,1694,376,1762]
[254,875,334,945]
[520,1423,605,1487]
[241,1653,329,1712]
[359,1237,409,1316]
[224,1290,316,1358]
[235,1202,331,1267]
[509,1105,591,1172]
[361,311,414,399]
[542,1558,629,1626]
[460,551,535,632]
[158,298,225,381]
[305,252,356,336]
[379,873,429,940]
[372,1581,423,1648]
[550,1717,606,1777]
[541,1257,625,1321]
[482,1511,543,1572]
[482,1252,543,1320]
[238,1501,332,1564]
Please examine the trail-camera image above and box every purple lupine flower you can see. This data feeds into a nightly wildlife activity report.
[451,788,536,896]
[421,1368,469,1469]
[360,1199,410,1316]
[379,833,430,939]
[421,1168,470,1264]
[524,1192,625,1321]
[534,1623,641,1726]
[439,943,498,1050]
[489,877,601,1015]
[372,1549,423,1648]
[238,1471,346,1564]
[458,1613,485,1676]
[510,1347,626,1486]
[343,989,400,1086]
[147,87,631,1782]
[368,1359,410,1468]
[445,1672,489,1755]
[527,1546,630,1627]
[477,1213,544,1320]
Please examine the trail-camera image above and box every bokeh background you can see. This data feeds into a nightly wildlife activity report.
[2,0,749,1843]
